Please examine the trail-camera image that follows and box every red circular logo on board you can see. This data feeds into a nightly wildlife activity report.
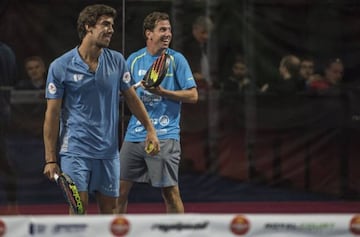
[0,220,6,237]
[110,216,130,237]
[230,215,250,235]
[350,215,360,235]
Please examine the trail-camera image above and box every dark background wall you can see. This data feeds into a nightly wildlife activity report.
[1,0,360,85]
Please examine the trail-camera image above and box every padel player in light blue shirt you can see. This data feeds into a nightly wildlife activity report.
[46,48,129,158]
[125,47,196,141]
[43,4,158,214]
[117,11,198,214]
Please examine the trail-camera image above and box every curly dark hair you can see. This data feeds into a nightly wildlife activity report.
[77,4,117,42]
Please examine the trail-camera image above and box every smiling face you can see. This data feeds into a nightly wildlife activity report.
[146,19,172,54]
[86,15,114,48]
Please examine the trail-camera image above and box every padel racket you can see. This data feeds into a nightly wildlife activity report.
[54,173,84,214]
[134,53,171,89]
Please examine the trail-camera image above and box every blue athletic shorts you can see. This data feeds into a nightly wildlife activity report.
[60,155,120,197]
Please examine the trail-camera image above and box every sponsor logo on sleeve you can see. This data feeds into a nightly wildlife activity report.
[122,72,131,84]
[48,82,57,94]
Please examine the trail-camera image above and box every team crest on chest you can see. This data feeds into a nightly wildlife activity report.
[159,115,170,126]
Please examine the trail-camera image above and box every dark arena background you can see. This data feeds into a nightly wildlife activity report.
[1,0,360,236]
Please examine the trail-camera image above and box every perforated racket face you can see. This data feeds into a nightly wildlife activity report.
[56,173,84,214]
[143,53,171,88]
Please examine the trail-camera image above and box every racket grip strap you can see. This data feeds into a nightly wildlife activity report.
[133,81,142,89]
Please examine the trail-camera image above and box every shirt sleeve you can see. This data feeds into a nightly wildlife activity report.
[174,53,197,89]
[119,54,135,91]
[45,60,65,99]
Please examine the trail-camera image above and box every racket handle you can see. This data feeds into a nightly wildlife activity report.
[54,173,59,181]
[133,81,142,89]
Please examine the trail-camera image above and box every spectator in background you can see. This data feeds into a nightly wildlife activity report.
[12,56,47,137]
[299,56,315,89]
[0,41,19,215]
[309,58,344,93]
[265,54,303,94]
[181,15,215,173]
[218,55,251,134]
[220,55,267,95]
[16,56,46,90]
[183,15,214,87]
[0,42,17,87]
[220,56,251,94]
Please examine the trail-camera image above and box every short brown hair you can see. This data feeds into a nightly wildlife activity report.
[143,12,170,40]
[24,56,45,67]
[77,4,117,42]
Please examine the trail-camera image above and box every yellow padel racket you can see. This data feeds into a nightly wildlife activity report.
[54,172,84,214]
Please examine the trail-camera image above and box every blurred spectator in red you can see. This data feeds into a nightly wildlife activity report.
[309,58,344,92]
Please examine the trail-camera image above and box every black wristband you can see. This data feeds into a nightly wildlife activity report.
[45,161,57,165]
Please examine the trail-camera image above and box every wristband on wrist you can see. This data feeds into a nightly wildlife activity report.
[45,161,57,165]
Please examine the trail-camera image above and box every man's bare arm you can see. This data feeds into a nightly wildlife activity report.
[43,98,62,179]
[122,87,160,154]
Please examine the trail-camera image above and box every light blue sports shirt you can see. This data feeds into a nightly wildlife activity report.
[45,47,132,159]
[124,48,196,141]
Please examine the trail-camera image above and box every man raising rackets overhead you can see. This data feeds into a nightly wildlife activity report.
[116,11,198,214]
[43,4,159,214]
